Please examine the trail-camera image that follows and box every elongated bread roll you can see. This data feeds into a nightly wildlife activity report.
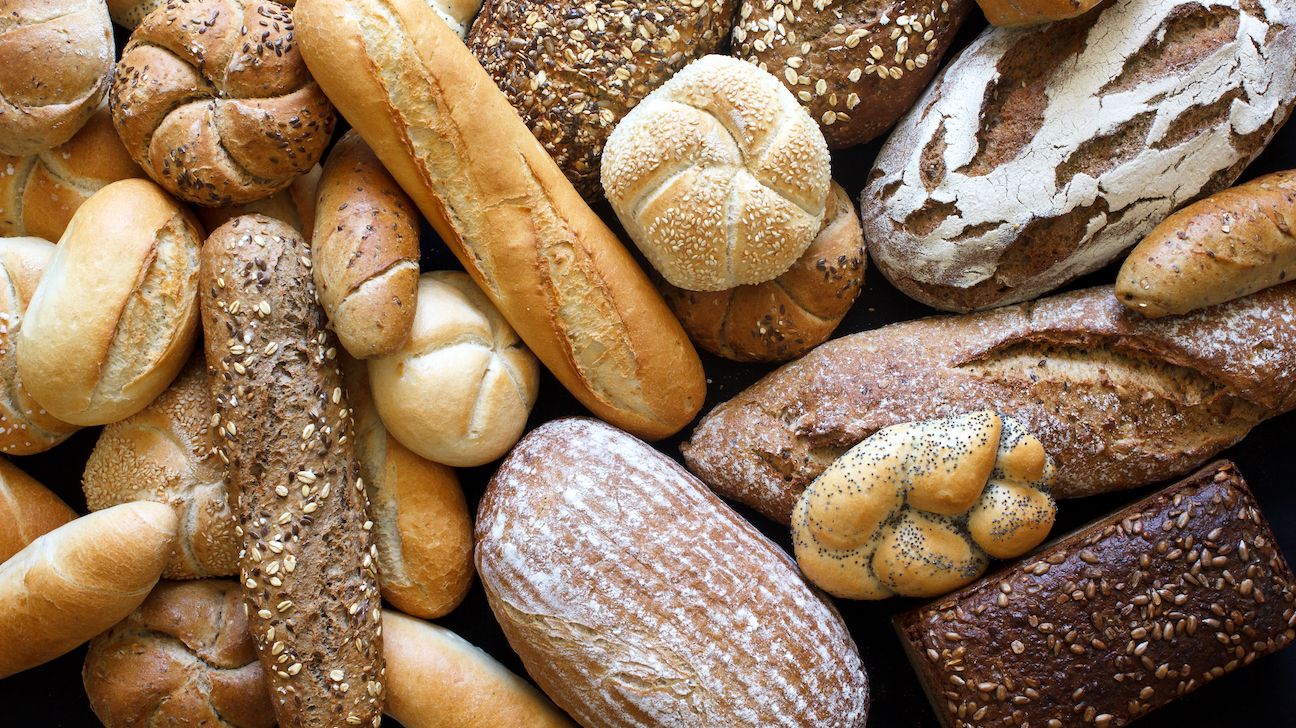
[0,458,76,562]
[0,502,177,679]
[294,0,706,440]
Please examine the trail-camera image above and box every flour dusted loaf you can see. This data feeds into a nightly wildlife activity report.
[477,417,870,727]
[862,0,1296,312]
[683,283,1296,523]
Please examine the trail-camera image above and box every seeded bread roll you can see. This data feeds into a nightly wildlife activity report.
[659,181,865,361]
[199,214,384,727]
[0,458,76,563]
[603,54,832,291]
[82,579,276,728]
[107,0,298,28]
[731,0,971,148]
[82,357,239,580]
[468,0,737,199]
[198,166,322,241]
[895,461,1296,728]
[975,0,1101,25]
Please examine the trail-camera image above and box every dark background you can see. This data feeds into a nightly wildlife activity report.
[5,11,1296,728]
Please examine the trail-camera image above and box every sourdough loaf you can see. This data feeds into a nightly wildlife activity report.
[682,283,1296,523]
[861,0,1296,311]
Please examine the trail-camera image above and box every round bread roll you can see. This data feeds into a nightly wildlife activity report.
[0,237,80,453]
[602,54,831,291]
[18,179,203,426]
[106,0,298,28]
[110,0,335,206]
[0,0,114,156]
[0,458,76,563]
[82,357,238,580]
[369,271,539,468]
[0,106,146,242]
[660,181,865,361]
[82,579,276,728]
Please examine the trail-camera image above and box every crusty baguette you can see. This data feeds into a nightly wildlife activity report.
[0,458,76,562]
[1117,170,1296,317]
[0,502,177,679]
[293,0,706,440]
[199,215,384,728]
[683,283,1296,523]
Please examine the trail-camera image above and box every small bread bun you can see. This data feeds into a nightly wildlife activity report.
[106,0,299,29]
[369,272,540,467]
[18,179,202,426]
[0,458,76,563]
[602,54,831,291]
[792,410,1057,599]
[82,357,239,580]
[82,579,276,728]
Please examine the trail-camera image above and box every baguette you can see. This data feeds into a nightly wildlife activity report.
[1117,170,1296,317]
[682,283,1296,523]
[199,215,384,728]
[0,502,177,679]
[293,0,706,440]
[0,458,76,562]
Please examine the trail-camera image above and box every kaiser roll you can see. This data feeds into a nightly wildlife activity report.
[107,0,299,28]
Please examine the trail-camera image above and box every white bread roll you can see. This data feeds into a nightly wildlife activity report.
[602,54,831,291]
[0,458,76,562]
[0,501,177,678]
[18,179,203,426]
[369,272,539,467]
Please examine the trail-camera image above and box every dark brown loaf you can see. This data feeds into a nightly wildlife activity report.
[731,0,971,149]
[894,461,1296,728]
[682,283,1296,523]
[199,214,384,727]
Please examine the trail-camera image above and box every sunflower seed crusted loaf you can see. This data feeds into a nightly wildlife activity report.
[861,0,1296,311]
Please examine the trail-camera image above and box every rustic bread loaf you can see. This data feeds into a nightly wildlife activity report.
[659,181,865,361]
[683,283,1296,523]
[295,0,707,441]
[732,0,971,148]
[82,357,239,580]
[1117,169,1296,318]
[861,0,1296,312]
[975,0,1101,26]
[312,131,419,360]
[197,166,321,241]
[82,579,276,728]
[199,214,384,727]
[477,417,870,727]
[603,55,832,291]
[0,458,75,562]
[0,0,113,155]
[468,0,737,198]
[895,461,1296,728]
[110,0,335,206]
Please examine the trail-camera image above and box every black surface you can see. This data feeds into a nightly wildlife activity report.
[6,13,1296,728]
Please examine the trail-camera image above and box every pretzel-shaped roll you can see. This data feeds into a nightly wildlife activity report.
[792,410,1056,600]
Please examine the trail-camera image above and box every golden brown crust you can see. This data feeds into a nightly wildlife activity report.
[0,458,75,562]
[976,0,1102,26]
[198,166,322,242]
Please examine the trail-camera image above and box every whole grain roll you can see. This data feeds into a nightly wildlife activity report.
[18,179,202,426]
[602,54,831,291]
[106,0,299,28]
[110,0,336,206]
[0,0,114,156]
[468,0,737,199]
[0,458,76,563]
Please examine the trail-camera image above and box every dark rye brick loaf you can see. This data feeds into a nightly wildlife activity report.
[861,0,1296,312]
[894,461,1296,728]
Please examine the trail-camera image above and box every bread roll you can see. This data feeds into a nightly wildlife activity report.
[107,0,298,28]
[82,357,239,580]
[976,0,1102,25]
[197,166,322,241]
[110,0,335,206]
[83,579,276,728]
[313,131,420,359]
[200,214,384,727]
[294,0,706,441]
[1117,169,1296,318]
[0,458,75,562]
[368,272,538,468]
[603,55,831,291]
[18,179,202,426]
[0,236,80,454]
[0,106,146,242]
[659,181,865,362]
[344,356,473,619]
[0,0,113,155]
[0,502,177,679]
[477,418,870,727]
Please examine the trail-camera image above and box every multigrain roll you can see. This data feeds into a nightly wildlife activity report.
[110,0,335,206]
[0,107,145,242]
[197,166,321,241]
[0,0,114,155]
[0,458,76,562]
[602,55,831,291]
[468,0,737,198]
[18,179,202,426]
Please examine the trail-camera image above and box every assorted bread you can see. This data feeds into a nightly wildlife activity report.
[0,459,75,562]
